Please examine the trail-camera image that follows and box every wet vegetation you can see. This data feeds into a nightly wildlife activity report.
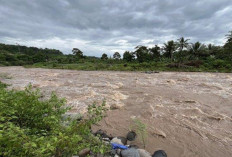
[0,82,109,156]
[0,31,232,72]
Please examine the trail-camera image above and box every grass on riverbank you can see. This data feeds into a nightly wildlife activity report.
[24,60,232,73]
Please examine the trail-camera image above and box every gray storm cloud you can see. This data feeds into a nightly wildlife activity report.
[0,0,231,56]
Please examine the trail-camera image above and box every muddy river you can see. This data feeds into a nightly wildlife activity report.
[0,67,232,157]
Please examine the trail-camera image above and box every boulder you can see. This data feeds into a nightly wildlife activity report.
[166,79,176,85]
[111,137,127,145]
[151,128,166,138]
[152,150,167,157]
[138,149,151,157]
[145,71,152,74]
[110,104,121,110]
[127,131,137,141]
[121,148,140,157]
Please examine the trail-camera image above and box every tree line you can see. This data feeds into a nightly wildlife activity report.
[100,31,232,64]
[0,43,63,65]
[0,30,231,71]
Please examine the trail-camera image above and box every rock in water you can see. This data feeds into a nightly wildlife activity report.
[121,148,140,157]
[145,71,152,74]
[111,137,127,145]
[127,131,137,141]
[138,149,151,157]
[110,104,121,110]
[151,128,166,138]
[166,79,176,85]
[152,150,167,157]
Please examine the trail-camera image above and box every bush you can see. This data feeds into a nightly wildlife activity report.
[0,81,8,89]
[0,84,109,157]
[212,59,228,68]
[184,60,203,68]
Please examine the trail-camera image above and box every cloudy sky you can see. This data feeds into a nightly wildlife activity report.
[0,0,232,56]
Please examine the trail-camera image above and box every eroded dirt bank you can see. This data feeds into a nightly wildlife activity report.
[0,66,232,157]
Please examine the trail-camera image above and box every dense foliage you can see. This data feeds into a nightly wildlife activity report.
[0,31,232,72]
[0,83,109,157]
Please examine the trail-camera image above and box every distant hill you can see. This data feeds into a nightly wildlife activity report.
[0,43,64,66]
[0,43,63,55]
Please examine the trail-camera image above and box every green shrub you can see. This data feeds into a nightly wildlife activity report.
[0,81,8,89]
[0,84,109,157]
[212,59,227,68]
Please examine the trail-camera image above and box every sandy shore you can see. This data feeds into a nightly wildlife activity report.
[1,66,232,157]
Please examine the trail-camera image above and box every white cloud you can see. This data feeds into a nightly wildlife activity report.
[0,0,231,56]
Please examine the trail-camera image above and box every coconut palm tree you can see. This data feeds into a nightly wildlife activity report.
[163,40,176,60]
[224,31,232,49]
[226,31,232,43]
[224,31,232,61]
[176,37,189,51]
[189,42,205,59]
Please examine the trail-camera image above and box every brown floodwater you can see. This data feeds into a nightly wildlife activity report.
[0,66,232,157]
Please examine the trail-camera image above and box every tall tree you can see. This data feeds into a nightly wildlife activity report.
[207,44,212,51]
[101,53,108,60]
[163,40,176,60]
[176,37,189,51]
[207,43,216,55]
[225,31,232,43]
[175,37,190,63]
[189,42,205,59]
[72,48,83,58]
[224,31,232,60]
[135,46,150,62]
[113,52,121,59]
[123,51,135,62]
[149,45,161,61]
